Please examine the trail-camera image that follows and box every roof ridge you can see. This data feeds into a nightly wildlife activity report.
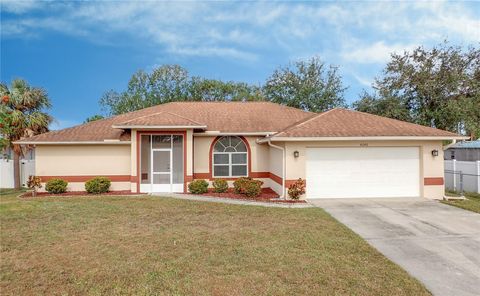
[119,111,168,124]
[119,110,205,126]
[271,108,339,137]
[162,111,205,126]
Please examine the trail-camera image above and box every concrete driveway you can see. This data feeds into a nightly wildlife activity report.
[309,198,480,296]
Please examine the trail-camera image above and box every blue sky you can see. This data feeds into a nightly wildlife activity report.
[1,0,479,130]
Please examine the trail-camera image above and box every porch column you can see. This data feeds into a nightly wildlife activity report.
[185,129,194,192]
[130,129,138,192]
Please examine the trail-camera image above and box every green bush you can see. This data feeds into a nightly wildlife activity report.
[45,178,68,194]
[85,177,111,194]
[233,177,263,198]
[244,180,263,198]
[233,177,252,194]
[287,178,306,200]
[212,179,228,193]
[188,179,209,194]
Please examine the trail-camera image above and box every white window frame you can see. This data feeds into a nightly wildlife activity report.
[212,136,248,178]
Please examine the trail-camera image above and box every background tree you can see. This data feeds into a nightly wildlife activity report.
[188,78,263,102]
[352,42,480,139]
[353,90,411,122]
[99,65,263,115]
[0,79,53,188]
[84,114,105,123]
[263,57,347,112]
[100,65,190,115]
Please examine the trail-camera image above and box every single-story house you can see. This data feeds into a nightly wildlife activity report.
[16,102,467,199]
[444,140,480,161]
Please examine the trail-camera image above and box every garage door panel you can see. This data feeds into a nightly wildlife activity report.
[306,147,420,198]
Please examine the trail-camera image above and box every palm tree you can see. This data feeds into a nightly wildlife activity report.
[0,79,53,189]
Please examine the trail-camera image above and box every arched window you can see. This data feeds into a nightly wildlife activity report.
[212,136,248,177]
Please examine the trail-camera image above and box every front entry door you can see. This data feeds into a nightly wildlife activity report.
[152,150,171,192]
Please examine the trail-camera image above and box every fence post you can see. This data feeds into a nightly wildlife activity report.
[453,159,456,192]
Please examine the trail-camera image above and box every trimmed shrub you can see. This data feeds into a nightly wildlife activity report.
[188,179,209,194]
[233,177,252,194]
[212,179,228,193]
[233,177,263,198]
[288,178,306,200]
[244,180,263,198]
[85,177,111,194]
[45,178,68,194]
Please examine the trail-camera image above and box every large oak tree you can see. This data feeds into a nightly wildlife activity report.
[353,43,480,139]
[263,57,347,112]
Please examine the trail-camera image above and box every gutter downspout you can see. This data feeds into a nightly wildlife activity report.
[267,139,286,199]
[443,139,458,151]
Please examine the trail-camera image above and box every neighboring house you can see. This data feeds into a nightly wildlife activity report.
[444,140,480,161]
[15,102,467,199]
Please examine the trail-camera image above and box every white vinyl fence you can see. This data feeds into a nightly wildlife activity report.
[0,159,35,188]
[444,160,480,194]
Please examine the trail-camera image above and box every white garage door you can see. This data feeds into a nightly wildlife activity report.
[306,147,420,198]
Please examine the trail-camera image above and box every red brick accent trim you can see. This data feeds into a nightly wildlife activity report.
[250,172,270,178]
[424,177,444,185]
[269,172,283,185]
[130,175,138,182]
[185,175,194,182]
[193,173,210,179]
[39,175,131,182]
[193,171,272,181]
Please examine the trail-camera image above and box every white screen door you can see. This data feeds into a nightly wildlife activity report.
[152,150,171,192]
[140,134,184,193]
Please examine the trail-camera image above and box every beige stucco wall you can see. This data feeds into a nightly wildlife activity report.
[35,144,131,192]
[246,137,270,173]
[36,145,131,175]
[193,136,212,174]
[283,140,445,199]
[268,143,284,195]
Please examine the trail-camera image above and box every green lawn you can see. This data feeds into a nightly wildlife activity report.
[442,190,480,213]
[0,190,430,295]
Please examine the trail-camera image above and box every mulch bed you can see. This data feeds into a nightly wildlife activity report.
[19,191,143,198]
[187,188,306,203]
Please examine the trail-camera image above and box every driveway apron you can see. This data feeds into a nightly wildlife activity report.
[309,198,480,296]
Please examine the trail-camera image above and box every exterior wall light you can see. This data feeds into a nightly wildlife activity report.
[293,151,300,158]
[431,149,439,157]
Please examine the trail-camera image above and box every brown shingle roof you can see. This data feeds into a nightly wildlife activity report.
[18,102,312,143]
[270,108,462,138]
[114,111,206,127]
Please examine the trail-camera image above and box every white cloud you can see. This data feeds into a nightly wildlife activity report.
[1,0,478,63]
[342,41,417,64]
[0,0,41,14]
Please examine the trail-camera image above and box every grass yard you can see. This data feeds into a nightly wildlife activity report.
[442,190,480,213]
[0,190,430,296]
